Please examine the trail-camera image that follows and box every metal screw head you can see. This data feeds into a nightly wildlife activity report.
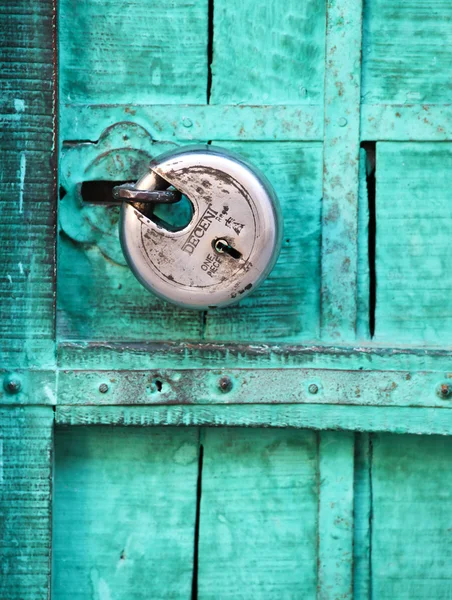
[437,383,451,399]
[308,383,319,395]
[3,374,22,394]
[99,383,109,394]
[219,376,233,393]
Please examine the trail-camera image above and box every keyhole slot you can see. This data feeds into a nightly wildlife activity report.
[213,238,242,260]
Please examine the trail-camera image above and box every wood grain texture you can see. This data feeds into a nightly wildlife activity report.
[357,148,370,340]
[59,0,208,105]
[375,143,452,344]
[197,428,318,599]
[53,426,199,599]
[58,124,204,342]
[55,404,452,436]
[0,0,56,368]
[371,433,452,598]
[211,0,325,105]
[205,142,322,342]
[321,0,363,341]
[0,407,53,600]
[318,431,354,600]
[353,433,371,599]
[362,0,452,104]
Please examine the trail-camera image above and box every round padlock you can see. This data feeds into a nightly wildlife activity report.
[119,144,282,309]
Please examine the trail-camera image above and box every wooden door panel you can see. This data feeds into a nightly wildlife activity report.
[59,0,209,105]
[53,426,200,599]
[375,142,452,344]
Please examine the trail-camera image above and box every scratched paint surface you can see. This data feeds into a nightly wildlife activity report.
[3,0,452,597]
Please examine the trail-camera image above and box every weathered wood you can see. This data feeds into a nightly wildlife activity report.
[59,0,208,105]
[57,368,452,410]
[372,433,452,598]
[353,433,372,599]
[204,141,322,342]
[362,0,452,104]
[0,407,53,600]
[375,143,452,344]
[197,428,318,598]
[57,340,452,372]
[0,0,56,368]
[60,104,323,143]
[357,148,370,340]
[53,426,199,599]
[0,370,56,405]
[211,0,325,105]
[55,404,452,436]
[318,431,354,599]
[321,0,363,341]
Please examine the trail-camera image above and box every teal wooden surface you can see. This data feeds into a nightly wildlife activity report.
[59,0,208,104]
[353,434,371,599]
[211,0,325,105]
[0,407,53,600]
[372,433,452,598]
[375,143,452,344]
[53,426,199,599]
[362,0,452,104]
[0,0,56,368]
[198,428,318,598]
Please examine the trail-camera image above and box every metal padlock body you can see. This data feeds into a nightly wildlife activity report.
[120,145,282,309]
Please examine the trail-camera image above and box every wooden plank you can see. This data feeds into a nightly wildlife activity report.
[0,407,53,600]
[321,0,363,341]
[204,142,322,342]
[210,0,325,105]
[0,0,56,368]
[57,340,452,372]
[375,142,452,344]
[55,404,452,436]
[362,104,452,142]
[57,125,204,342]
[53,426,199,600]
[318,431,354,600]
[59,0,208,105]
[60,104,323,143]
[357,148,370,340]
[58,368,452,410]
[353,433,372,599]
[372,433,452,598]
[362,0,452,105]
[197,428,318,599]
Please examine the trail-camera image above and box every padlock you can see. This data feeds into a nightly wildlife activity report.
[118,144,282,309]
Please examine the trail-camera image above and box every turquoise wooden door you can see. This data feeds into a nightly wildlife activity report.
[2,0,452,598]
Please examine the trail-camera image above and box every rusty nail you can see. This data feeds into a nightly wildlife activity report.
[99,383,109,394]
[437,383,451,399]
[219,376,233,393]
[308,383,319,395]
[3,374,22,394]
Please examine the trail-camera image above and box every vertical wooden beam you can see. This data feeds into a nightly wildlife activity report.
[0,407,54,600]
[321,0,363,341]
[353,433,372,598]
[0,0,57,368]
[318,431,355,600]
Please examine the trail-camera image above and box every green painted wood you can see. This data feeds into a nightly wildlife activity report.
[318,431,354,599]
[59,0,208,105]
[211,0,325,105]
[60,104,323,144]
[0,407,53,600]
[357,148,370,340]
[321,0,363,341]
[0,370,55,405]
[54,404,452,436]
[58,125,204,342]
[0,0,56,368]
[197,428,318,599]
[362,0,452,105]
[375,143,452,344]
[205,141,322,342]
[353,433,371,599]
[372,433,452,598]
[53,426,199,599]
